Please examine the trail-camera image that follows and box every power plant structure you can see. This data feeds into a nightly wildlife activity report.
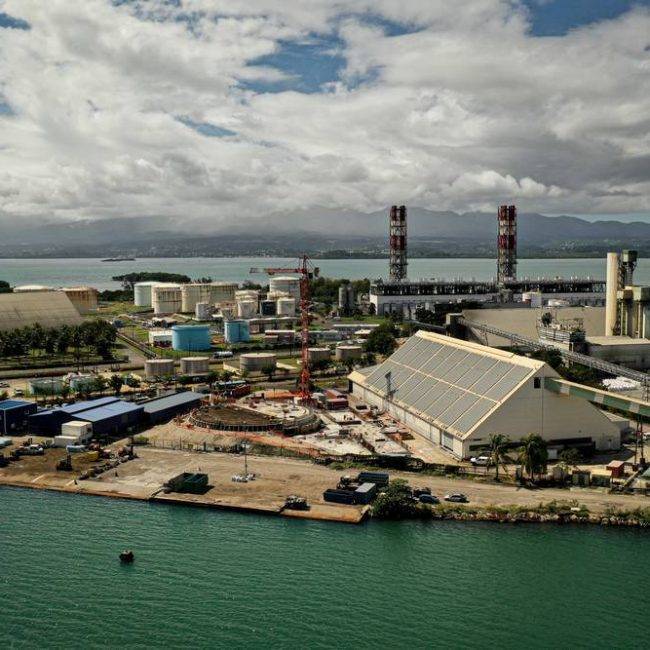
[370,203,605,316]
[497,205,517,286]
[388,205,407,281]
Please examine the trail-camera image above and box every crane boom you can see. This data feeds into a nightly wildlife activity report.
[250,255,318,403]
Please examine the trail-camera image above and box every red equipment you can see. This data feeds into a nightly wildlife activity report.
[250,255,319,402]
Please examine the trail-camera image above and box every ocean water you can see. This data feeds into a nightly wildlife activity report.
[2,487,648,649]
[4,257,650,291]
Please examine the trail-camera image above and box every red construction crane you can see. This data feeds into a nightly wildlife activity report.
[250,255,319,402]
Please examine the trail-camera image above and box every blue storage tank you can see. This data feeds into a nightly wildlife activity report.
[224,320,250,344]
[171,325,211,351]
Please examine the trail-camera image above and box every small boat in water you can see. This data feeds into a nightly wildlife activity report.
[119,550,134,563]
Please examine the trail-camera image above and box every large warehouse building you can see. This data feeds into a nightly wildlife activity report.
[0,292,83,331]
[349,331,621,459]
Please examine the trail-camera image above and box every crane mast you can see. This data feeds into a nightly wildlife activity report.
[250,255,318,402]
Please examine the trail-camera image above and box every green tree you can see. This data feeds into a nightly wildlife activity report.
[365,321,398,356]
[125,376,141,389]
[372,479,418,520]
[518,433,549,481]
[109,374,124,395]
[61,384,71,401]
[92,376,108,395]
[488,433,511,481]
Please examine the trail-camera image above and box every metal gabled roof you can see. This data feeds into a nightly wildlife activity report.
[354,331,541,440]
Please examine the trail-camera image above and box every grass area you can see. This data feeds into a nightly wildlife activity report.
[0,349,124,371]
[97,301,150,316]
[333,315,388,325]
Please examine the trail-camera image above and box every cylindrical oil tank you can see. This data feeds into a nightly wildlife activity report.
[277,297,296,316]
[210,282,238,303]
[195,302,214,321]
[522,292,533,304]
[237,300,257,319]
[171,325,211,351]
[145,358,176,380]
[61,286,99,314]
[29,377,65,395]
[266,290,290,301]
[181,284,213,313]
[260,299,277,316]
[547,299,571,308]
[308,347,331,363]
[219,303,235,320]
[240,352,277,373]
[134,281,164,307]
[224,319,250,343]
[335,345,363,361]
[152,285,182,315]
[13,284,52,292]
[270,276,301,301]
[235,289,260,302]
[180,356,210,375]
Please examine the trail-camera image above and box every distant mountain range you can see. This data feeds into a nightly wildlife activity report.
[1,208,650,257]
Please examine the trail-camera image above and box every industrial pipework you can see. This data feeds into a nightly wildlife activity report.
[389,205,407,281]
[497,205,517,286]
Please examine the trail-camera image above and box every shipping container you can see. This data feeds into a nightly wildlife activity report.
[354,482,378,504]
[357,471,389,487]
[323,488,356,505]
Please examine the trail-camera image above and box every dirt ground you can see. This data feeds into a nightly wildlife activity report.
[3,444,649,518]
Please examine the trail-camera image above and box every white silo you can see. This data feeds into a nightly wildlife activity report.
[209,282,238,303]
[270,276,301,302]
[134,281,164,307]
[195,302,214,320]
[152,284,182,315]
[237,300,257,319]
[277,297,296,316]
[181,284,213,313]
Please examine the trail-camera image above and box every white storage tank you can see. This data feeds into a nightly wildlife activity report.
[61,286,99,314]
[210,282,238,303]
[277,297,296,316]
[145,358,176,380]
[152,285,182,315]
[308,347,331,363]
[180,356,210,375]
[547,299,571,308]
[29,377,65,395]
[267,290,291,301]
[270,276,301,301]
[235,289,260,302]
[195,302,214,320]
[134,281,164,308]
[237,300,257,319]
[335,345,363,362]
[240,352,277,373]
[13,284,52,293]
[181,284,213,313]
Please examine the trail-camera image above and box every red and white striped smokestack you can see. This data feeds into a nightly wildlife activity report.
[389,205,407,280]
[497,205,517,285]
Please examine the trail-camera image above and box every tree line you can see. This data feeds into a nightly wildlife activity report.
[0,321,118,360]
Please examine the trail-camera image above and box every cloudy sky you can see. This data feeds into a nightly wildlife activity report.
[0,0,649,230]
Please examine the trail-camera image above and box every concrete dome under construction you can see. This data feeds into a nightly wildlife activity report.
[190,403,320,435]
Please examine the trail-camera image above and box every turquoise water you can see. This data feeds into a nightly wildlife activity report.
[2,257,646,291]
[2,487,648,649]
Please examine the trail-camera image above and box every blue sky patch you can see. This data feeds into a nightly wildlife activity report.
[241,37,346,94]
[176,116,236,138]
[0,12,30,30]
[522,0,650,36]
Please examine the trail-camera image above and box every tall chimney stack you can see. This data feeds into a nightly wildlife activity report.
[497,205,517,286]
[389,205,407,281]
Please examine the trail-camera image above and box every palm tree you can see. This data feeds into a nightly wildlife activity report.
[488,433,511,481]
[518,433,549,482]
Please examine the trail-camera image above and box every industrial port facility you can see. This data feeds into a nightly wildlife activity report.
[1,202,650,524]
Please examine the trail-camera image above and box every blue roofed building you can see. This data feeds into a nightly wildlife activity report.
[142,392,204,424]
[27,396,142,437]
[0,399,38,435]
[69,401,144,437]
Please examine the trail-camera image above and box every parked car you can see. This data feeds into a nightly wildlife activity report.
[413,487,431,497]
[418,494,440,505]
[444,493,469,503]
[21,444,44,456]
[470,455,491,466]
[0,381,10,388]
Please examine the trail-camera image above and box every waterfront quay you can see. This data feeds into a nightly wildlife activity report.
[2,440,649,525]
